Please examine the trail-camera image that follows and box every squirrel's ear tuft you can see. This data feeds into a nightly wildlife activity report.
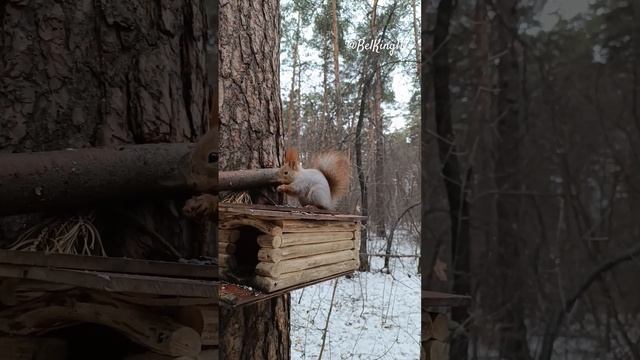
[285,148,299,169]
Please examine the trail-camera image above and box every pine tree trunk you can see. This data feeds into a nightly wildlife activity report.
[321,32,331,147]
[356,69,373,272]
[370,0,386,238]
[0,0,210,259]
[218,1,290,359]
[285,13,301,146]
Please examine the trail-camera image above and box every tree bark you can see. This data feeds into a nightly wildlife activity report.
[218,1,290,359]
[285,13,301,146]
[356,70,373,272]
[371,0,387,238]
[0,0,213,356]
[0,0,210,257]
[493,0,530,359]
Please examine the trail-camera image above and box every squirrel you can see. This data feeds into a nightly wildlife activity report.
[276,148,351,210]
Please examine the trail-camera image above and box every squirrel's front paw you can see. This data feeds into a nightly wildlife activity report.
[277,185,286,192]
[183,194,217,221]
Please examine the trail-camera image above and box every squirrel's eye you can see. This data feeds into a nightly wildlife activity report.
[284,171,288,175]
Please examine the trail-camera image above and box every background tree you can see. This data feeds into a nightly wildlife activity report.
[421,0,640,358]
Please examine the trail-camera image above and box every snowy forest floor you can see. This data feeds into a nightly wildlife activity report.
[291,231,421,359]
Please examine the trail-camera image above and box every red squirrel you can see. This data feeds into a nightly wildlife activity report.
[276,148,350,210]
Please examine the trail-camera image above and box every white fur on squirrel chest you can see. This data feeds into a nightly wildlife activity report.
[219,203,363,293]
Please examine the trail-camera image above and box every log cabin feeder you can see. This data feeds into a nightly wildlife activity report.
[421,291,472,360]
[0,249,219,359]
[219,203,364,293]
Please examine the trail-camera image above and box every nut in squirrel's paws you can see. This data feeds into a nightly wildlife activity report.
[277,185,286,192]
[183,194,217,220]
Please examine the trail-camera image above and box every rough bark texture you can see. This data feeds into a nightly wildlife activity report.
[1,0,208,152]
[218,0,290,359]
[0,0,214,357]
[218,0,282,171]
[0,1,210,259]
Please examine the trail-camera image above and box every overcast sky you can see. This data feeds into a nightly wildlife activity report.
[281,0,594,133]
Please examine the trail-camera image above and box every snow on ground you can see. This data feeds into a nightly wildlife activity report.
[291,231,421,360]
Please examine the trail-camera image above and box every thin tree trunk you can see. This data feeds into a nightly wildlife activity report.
[371,0,387,238]
[356,71,374,272]
[432,1,471,359]
[321,31,331,147]
[493,0,530,359]
[331,0,343,136]
[412,0,421,79]
[297,59,303,150]
[419,0,430,285]
[219,1,290,358]
[285,13,301,145]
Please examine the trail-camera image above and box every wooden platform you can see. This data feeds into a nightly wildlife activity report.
[422,290,471,308]
[0,249,219,358]
[219,203,363,293]
[421,291,471,360]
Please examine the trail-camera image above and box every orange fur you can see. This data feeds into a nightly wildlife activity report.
[311,151,351,201]
[284,148,300,170]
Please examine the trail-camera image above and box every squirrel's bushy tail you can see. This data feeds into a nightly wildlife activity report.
[312,151,351,201]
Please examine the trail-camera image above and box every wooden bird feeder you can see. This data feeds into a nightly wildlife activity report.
[219,203,363,293]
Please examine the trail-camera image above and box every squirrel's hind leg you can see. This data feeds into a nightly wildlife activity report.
[306,185,333,210]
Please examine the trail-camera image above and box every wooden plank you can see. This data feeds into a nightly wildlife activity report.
[354,228,361,268]
[0,337,67,360]
[219,203,365,221]
[258,240,354,262]
[257,231,354,248]
[219,229,239,243]
[218,254,235,268]
[254,260,358,292]
[256,250,356,278]
[0,279,218,307]
[0,250,217,280]
[424,339,449,360]
[280,219,359,233]
[0,292,202,357]
[219,271,354,307]
[421,290,471,307]
[125,349,218,360]
[278,231,354,247]
[175,306,219,346]
[218,216,283,236]
[218,242,236,255]
[0,264,218,298]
